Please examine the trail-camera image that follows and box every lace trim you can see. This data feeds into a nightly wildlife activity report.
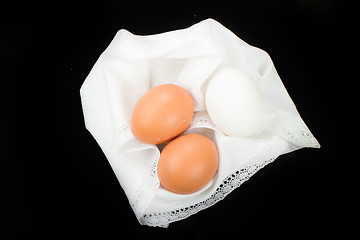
[140,158,277,227]
[139,135,288,227]
[190,112,217,130]
[130,149,160,220]
[277,117,320,148]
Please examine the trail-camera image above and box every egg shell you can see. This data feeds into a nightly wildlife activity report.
[205,67,263,137]
[131,84,194,144]
[157,134,219,195]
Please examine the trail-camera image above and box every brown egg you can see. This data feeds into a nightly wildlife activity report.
[157,134,219,194]
[131,84,194,144]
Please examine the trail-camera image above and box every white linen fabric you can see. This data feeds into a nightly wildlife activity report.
[80,19,320,227]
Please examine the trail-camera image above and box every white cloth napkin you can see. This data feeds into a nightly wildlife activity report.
[80,18,320,227]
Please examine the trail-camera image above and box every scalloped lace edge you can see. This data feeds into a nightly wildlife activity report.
[138,134,290,227]
[140,157,277,227]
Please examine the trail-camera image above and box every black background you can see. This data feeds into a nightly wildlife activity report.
[2,0,356,238]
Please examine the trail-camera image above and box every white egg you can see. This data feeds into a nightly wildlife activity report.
[205,67,263,137]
